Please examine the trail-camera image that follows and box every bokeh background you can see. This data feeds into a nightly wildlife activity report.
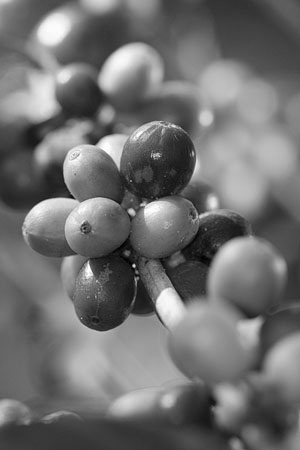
[1,0,300,417]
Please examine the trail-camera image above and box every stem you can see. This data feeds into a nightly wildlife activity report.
[137,256,186,330]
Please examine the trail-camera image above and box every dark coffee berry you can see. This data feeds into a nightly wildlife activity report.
[183,209,252,264]
[73,255,137,331]
[120,121,196,199]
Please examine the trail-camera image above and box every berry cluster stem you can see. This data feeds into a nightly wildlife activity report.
[137,256,186,330]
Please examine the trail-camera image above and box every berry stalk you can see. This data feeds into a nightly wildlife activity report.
[137,256,186,330]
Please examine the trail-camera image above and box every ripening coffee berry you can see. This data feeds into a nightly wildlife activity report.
[207,236,288,318]
[63,144,124,202]
[130,196,199,259]
[54,63,105,117]
[183,209,252,264]
[65,197,131,257]
[22,197,78,257]
[98,42,164,111]
[120,121,196,199]
[73,255,137,331]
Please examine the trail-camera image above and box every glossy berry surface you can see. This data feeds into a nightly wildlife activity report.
[63,144,124,202]
[22,197,78,257]
[73,255,137,331]
[65,197,131,258]
[54,63,104,117]
[183,208,252,264]
[130,196,199,259]
[120,121,196,199]
[207,236,288,318]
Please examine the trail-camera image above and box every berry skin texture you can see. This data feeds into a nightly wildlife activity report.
[98,42,164,111]
[130,196,200,259]
[22,197,78,257]
[120,121,196,199]
[73,255,137,331]
[168,303,252,384]
[207,236,288,318]
[65,197,131,258]
[54,63,104,117]
[183,209,252,264]
[63,144,124,202]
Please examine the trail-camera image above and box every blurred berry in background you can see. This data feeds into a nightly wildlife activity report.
[1,2,300,446]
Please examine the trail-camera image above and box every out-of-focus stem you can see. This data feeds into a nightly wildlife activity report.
[137,256,186,330]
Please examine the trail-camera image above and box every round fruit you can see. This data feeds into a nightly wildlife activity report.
[73,255,137,331]
[168,302,252,384]
[96,133,128,170]
[65,197,131,257]
[179,179,220,214]
[207,236,288,318]
[54,63,105,117]
[166,260,208,302]
[130,196,199,259]
[63,144,124,202]
[98,42,164,111]
[60,254,88,300]
[182,209,252,264]
[120,121,196,199]
[22,197,78,257]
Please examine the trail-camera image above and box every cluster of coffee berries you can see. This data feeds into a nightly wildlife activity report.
[21,116,300,450]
